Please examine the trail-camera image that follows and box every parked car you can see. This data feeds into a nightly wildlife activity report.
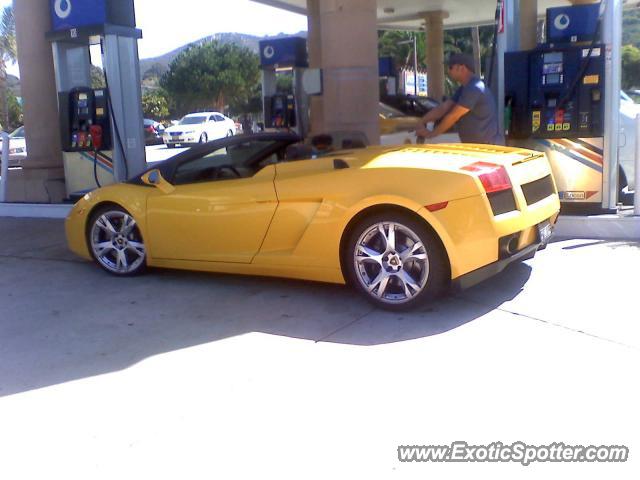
[381,94,439,117]
[144,119,165,146]
[378,102,422,135]
[162,112,236,148]
[618,91,639,193]
[0,126,27,168]
[65,132,560,311]
[623,90,640,104]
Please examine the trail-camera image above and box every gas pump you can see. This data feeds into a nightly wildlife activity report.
[504,1,622,208]
[259,37,310,137]
[58,87,112,151]
[46,0,146,198]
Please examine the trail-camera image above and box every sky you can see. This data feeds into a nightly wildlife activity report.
[4,0,309,77]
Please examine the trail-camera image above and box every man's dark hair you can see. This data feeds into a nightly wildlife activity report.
[446,53,476,73]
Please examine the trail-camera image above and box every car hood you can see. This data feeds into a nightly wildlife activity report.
[165,124,203,133]
[620,100,640,119]
[0,138,26,148]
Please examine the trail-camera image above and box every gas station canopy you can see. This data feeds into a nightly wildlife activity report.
[254,0,575,29]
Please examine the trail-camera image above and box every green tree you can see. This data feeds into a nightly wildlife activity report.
[91,65,106,89]
[143,62,168,81]
[228,83,263,117]
[276,73,293,94]
[161,40,260,116]
[7,90,21,129]
[378,31,426,70]
[0,6,16,131]
[622,44,640,90]
[142,89,170,120]
[623,9,640,49]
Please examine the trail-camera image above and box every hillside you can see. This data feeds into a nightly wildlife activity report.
[139,31,307,78]
[8,74,20,96]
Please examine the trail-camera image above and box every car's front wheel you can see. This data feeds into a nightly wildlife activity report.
[87,206,147,276]
[344,212,449,311]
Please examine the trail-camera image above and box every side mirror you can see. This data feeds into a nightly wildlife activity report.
[141,169,175,194]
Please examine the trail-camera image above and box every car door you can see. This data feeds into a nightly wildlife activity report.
[145,139,282,263]
[207,115,218,139]
[215,114,228,138]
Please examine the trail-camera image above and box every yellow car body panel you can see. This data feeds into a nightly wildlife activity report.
[144,166,278,263]
[66,143,560,286]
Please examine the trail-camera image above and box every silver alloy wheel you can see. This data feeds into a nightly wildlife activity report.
[90,210,146,274]
[353,222,429,304]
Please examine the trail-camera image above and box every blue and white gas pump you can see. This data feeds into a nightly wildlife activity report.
[46,0,146,198]
[499,0,624,211]
[259,36,311,138]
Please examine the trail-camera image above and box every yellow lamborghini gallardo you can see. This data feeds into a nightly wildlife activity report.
[66,132,560,310]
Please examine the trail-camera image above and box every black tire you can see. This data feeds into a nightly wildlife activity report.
[87,205,147,277]
[344,212,449,311]
[227,129,234,137]
[199,132,208,143]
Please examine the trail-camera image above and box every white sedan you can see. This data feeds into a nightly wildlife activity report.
[0,126,27,168]
[163,112,236,148]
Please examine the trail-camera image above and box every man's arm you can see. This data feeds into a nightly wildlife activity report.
[420,99,455,124]
[430,104,470,136]
[416,103,469,138]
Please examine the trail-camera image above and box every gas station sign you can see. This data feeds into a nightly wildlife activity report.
[401,70,428,96]
[49,0,136,32]
[417,73,428,96]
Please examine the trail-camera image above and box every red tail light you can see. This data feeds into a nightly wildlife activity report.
[462,162,512,193]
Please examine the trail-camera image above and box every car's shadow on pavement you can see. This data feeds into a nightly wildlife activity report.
[0,249,533,397]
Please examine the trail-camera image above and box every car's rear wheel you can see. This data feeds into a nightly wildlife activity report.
[199,133,208,143]
[345,212,448,311]
[227,129,234,137]
[88,206,147,276]
[166,143,175,149]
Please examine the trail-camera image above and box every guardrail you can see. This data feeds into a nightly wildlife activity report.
[0,131,9,202]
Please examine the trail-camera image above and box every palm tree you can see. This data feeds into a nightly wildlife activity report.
[0,6,17,131]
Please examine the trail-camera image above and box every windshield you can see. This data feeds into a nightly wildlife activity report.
[621,91,634,103]
[10,126,24,138]
[417,97,439,110]
[379,102,406,119]
[180,116,207,125]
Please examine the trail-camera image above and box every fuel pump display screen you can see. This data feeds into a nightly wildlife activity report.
[543,52,563,64]
[545,74,562,85]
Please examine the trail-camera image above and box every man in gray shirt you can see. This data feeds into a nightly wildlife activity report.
[416,53,505,145]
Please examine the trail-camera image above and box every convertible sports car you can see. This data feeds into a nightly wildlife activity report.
[66,132,560,310]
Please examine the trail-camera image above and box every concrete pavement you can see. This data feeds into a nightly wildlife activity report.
[0,217,638,479]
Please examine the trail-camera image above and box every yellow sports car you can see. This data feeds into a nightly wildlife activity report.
[66,132,560,310]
